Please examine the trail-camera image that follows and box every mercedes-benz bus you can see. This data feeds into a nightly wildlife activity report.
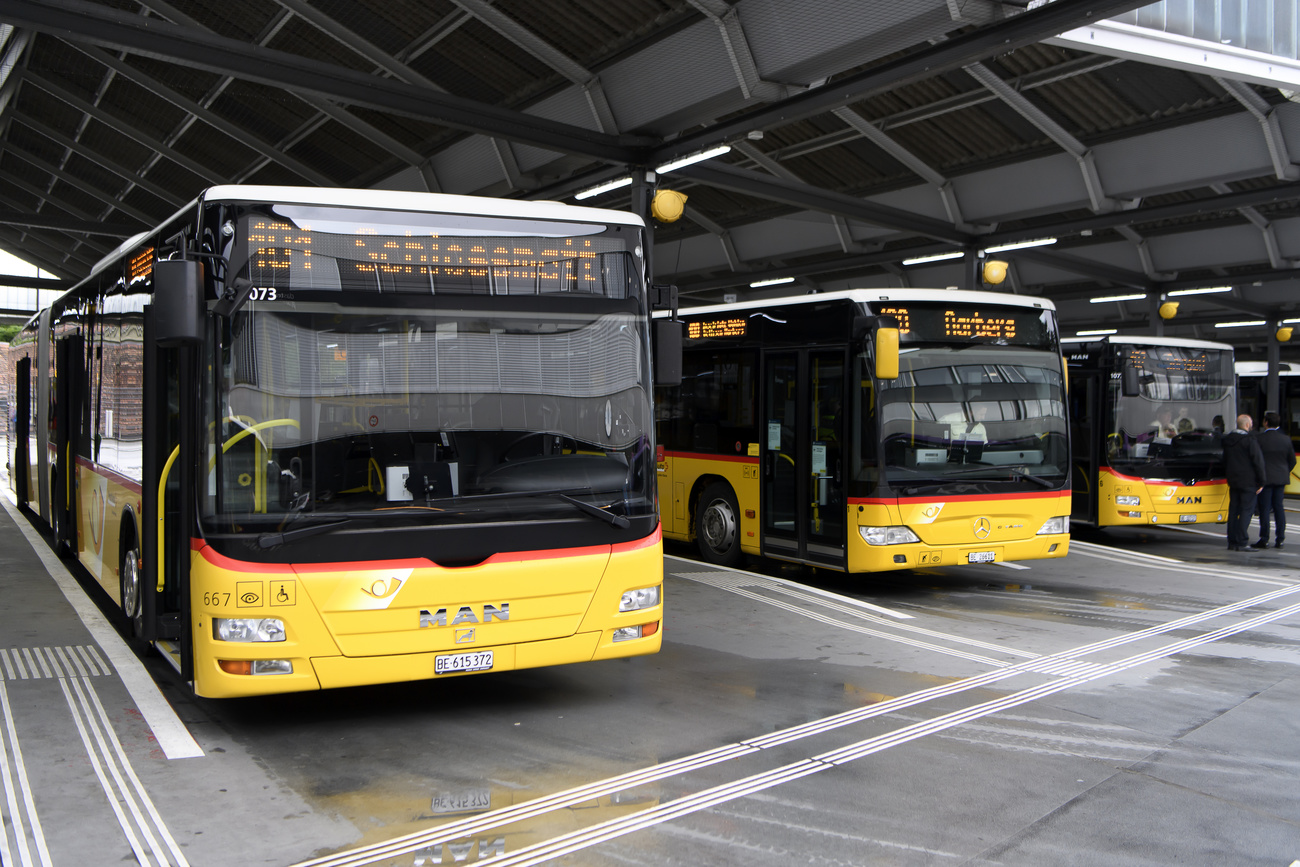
[1064,335,1234,527]
[655,289,1071,572]
[4,186,665,698]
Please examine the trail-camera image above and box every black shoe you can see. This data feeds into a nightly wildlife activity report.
[1276,541,1285,549]
[1228,545,1244,551]
[1252,540,1270,549]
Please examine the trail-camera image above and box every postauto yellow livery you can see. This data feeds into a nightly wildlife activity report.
[4,185,665,697]
[656,289,1071,573]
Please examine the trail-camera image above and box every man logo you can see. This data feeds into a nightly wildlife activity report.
[973,517,992,540]
[420,604,510,628]
[1176,495,1202,505]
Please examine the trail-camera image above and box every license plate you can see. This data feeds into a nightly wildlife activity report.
[968,551,996,563]
[435,650,494,675]
[1179,514,1197,523]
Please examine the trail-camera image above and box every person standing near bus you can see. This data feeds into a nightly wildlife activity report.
[1253,411,1295,549]
[1223,414,1265,551]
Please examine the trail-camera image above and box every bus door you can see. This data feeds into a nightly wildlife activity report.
[1068,368,1102,523]
[762,349,847,567]
[53,333,84,552]
[13,355,30,505]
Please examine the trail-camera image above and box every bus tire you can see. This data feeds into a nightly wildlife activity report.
[696,482,742,566]
[120,540,143,639]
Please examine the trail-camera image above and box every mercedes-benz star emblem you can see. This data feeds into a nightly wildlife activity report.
[973,517,992,540]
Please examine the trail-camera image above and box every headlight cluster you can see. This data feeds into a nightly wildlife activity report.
[213,617,286,643]
[1037,516,1070,535]
[859,526,921,546]
[619,586,660,612]
[1115,495,1141,506]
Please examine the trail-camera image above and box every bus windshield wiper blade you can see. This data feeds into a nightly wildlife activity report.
[1007,467,1056,488]
[258,520,352,549]
[555,493,631,528]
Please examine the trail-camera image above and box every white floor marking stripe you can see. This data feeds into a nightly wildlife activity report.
[0,493,203,759]
[476,599,1300,867]
[0,679,51,867]
[664,554,913,619]
[680,570,1039,661]
[292,580,1300,867]
[994,561,1030,570]
[1069,543,1291,586]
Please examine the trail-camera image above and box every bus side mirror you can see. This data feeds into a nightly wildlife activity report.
[1121,365,1140,396]
[654,319,683,387]
[875,327,900,380]
[153,260,205,346]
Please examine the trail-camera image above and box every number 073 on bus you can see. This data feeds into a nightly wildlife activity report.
[3,186,673,698]
[654,289,1072,572]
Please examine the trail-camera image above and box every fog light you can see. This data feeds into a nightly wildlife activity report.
[218,659,293,675]
[213,617,286,642]
[1048,543,1059,553]
[1037,516,1069,535]
[613,622,659,642]
[619,586,660,612]
[1116,496,1140,506]
[859,526,921,546]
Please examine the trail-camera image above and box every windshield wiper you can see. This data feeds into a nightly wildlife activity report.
[1005,467,1056,488]
[554,493,630,528]
[258,520,351,549]
[893,465,1059,494]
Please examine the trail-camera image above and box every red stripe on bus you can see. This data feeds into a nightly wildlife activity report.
[193,523,662,573]
[72,455,144,494]
[1100,467,1227,486]
[848,490,1067,505]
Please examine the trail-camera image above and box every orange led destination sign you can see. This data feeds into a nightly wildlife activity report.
[686,318,747,339]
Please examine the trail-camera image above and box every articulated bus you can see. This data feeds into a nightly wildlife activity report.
[654,289,1072,572]
[1064,336,1235,527]
[1235,360,1300,494]
[3,186,666,698]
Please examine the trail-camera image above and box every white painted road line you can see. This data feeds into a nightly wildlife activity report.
[291,582,1300,867]
[0,491,203,760]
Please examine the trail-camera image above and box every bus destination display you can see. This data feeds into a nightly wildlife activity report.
[872,302,1050,347]
[1125,347,1218,375]
[686,317,747,340]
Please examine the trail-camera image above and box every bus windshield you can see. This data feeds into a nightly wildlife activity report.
[1107,345,1233,480]
[876,345,1069,491]
[201,205,653,531]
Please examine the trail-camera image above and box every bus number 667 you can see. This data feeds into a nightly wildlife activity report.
[203,592,232,607]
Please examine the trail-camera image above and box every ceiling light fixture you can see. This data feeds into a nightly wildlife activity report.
[983,237,1057,253]
[657,145,732,174]
[749,276,795,288]
[1214,320,1266,328]
[901,251,963,265]
[1077,328,1118,335]
[1168,286,1232,296]
[574,176,633,200]
[1089,293,1146,303]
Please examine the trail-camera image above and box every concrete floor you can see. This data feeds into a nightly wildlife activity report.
[2,489,1299,866]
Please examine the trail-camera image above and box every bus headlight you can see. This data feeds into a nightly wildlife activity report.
[1037,516,1070,535]
[1115,496,1140,506]
[619,586,660,612]
[859,526,921,546]
[213,617,286,642]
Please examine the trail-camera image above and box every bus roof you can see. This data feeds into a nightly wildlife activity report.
[84,185,644,289]
[1061,335,1234,351]
[660,287,1056,318]
[200,185,645,227]
[1235,360,1300,376]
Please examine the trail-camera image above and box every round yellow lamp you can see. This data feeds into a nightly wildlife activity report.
[982,259,1008,284]
[651,189,688,223]
[1158,301,1179,319]
[1278,327,1293,342]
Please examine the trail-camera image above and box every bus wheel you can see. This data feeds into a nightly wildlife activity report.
[696,482,741,566]
[120,544,142,637]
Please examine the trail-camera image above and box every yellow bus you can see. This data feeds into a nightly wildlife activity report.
[4,186,665,698]
[655,289,1071,572]
[1064,336,1234,527]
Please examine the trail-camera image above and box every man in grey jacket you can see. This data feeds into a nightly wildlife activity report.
[1222,414,1265,551]
[1253,411,1296,549]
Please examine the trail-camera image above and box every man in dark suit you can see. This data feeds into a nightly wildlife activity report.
[1222,414,1265,551]
[1253,411,1296,549]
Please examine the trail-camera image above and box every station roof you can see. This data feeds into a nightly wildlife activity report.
[1,0,1298,352]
